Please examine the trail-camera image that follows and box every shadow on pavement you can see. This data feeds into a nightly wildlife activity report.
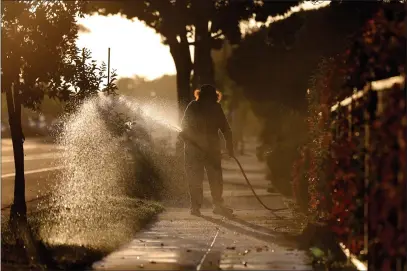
[200,215,299,249]
[227,215,286,234]
[222,180,271,190]
[222,167,264,174]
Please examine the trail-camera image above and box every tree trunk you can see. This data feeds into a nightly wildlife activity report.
[6,83,27,217]
[6,83,40,266]
[192,0,215,90]
[169,36,193,120]
[168,33,193,160]
[193,18,215,89]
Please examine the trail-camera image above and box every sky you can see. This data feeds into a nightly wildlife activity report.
[76,15,177,81]
[76,1,331,81]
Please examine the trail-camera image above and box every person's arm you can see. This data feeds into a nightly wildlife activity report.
[218,104,234,156]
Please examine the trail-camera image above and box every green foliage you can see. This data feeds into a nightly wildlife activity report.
[87,1,300,103]
[212,41,259,136]
[263,106,307,196]
[343,1,405,92]
[69,48,118,97]
[212,41,244,104]
[1,1,117,111]
[227,15,307,111]
[328,4,406,267]
[1,1,85,109]
[64,48,118,112]
[303,57,336,216]
[227,2,381,113]
[87,1,296,47]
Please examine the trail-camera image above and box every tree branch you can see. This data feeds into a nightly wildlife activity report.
[187,31,224,46]
[211,31,224,39]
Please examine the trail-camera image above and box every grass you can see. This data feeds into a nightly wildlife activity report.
[1,197,163,270]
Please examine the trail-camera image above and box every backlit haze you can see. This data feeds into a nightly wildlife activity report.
[76,1,331,80]
[76,14,176,80]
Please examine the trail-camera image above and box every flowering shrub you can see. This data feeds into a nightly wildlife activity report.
[329,79,405,268]
[291,145,309,213]
[367,83,406,270]
[333,3,405,269]
[329,99,366,256]
[292,3,405,269]
[292,57,336,217]
[343,3,405,95]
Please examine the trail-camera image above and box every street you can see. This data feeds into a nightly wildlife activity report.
[1,138,63,209]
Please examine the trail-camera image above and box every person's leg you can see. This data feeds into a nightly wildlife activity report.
[204,152,223,206]
[185,146,204,214]
[205,152,233,215]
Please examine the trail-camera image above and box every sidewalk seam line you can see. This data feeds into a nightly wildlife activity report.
[196,228,220,271]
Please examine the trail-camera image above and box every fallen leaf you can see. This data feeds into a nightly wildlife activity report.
[226,246,236,250]
[310,247,325,259]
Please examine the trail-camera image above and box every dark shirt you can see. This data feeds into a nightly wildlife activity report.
[181,100,233,153]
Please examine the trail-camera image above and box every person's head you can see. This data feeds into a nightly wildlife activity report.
[194,84,222,103]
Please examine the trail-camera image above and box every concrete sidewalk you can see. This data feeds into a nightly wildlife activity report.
[93,140,312,270]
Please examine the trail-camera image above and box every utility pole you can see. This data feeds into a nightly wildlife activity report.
[107,47,111,86]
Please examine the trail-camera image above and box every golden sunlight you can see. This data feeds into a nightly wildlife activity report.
[76,14,176,80]
[240,1,331,35]
[77,1,331,79]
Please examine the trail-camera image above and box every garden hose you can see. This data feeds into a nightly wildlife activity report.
[229,154,288,219]
[179,133,288,219]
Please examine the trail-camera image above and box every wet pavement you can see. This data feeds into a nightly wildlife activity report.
[93,140,312,270]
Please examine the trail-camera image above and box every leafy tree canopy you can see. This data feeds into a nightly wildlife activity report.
[1,1,116,112]
[87,1,300,48]
[227,2,382,113]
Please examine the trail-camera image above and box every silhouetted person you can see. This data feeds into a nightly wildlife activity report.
[180,84,234,216]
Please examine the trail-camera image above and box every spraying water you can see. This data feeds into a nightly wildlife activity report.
[38,93,183,250]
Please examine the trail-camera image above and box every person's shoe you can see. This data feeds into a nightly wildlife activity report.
[190,208,201,216]
[213,205,233,216]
